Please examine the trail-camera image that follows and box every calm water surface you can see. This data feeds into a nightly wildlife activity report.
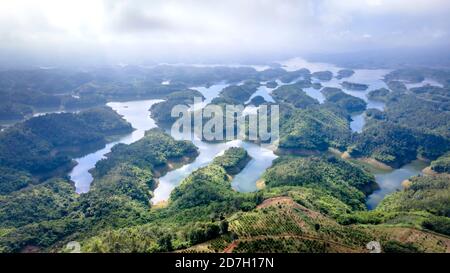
[68,58,429,210]
[152,83,278,204]
[69,99,162,193]
[366,160,428,209]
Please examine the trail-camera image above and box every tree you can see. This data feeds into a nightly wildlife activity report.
[157,234,173,252]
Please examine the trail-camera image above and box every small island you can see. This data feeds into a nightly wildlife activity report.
[247,95,267,107]
[311,71,333,81]
[321,87,367,113]
[150,89,205,125]
[265,81,278,88]
[341,81,369,91]
[212,147,251,175]
[336,69,355,79]
[367,88,390,102]
[386,80,408,92]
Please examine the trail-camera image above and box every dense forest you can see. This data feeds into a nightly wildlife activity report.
[0,107,133,192]
[0,65,449,253]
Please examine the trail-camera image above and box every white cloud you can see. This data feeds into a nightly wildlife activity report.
[0,0,449,65]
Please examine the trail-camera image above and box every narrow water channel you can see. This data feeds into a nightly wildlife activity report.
[68,59,429,210]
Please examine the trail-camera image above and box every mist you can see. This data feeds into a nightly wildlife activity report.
[1,0,450,67]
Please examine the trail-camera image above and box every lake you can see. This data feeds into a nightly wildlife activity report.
[69,99,162,193]
[68,58,429,210]
[152,83,278,204]
[69,84,278,203]
[366,160,428,209]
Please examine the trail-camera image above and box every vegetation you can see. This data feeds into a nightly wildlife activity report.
[321,87,367,113]
[349,121,450,167]
[384,94,450,139]
[1,65,450,253]
[367,88,390,102]
[272,84,319,109]
[341,81,368,91]
[92,129,198,178]
[386,81,407,92]
[431,153,450,173]
[150,89,204,125]
[262,186,352,219]
[263,156,377,210]
[278,69,311,83]
[0,103,33,121]
[377,175,450,217]
[212,81,259,105]
[212,147,251,175]
[349,87,450,167]
[278,105,351,152]
[0,179,77,228]
[0,107,133,194]
[384,68,426,83]
[0,129,200,252]
[0,167,33,195]
[79,148,258,253]
[422,216,450,236]
[265,81,278,88]
[247,96,266,107]
[336,174,450,237]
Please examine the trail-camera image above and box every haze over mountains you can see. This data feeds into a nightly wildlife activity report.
[0,0,450,254]
[0,0,449,67]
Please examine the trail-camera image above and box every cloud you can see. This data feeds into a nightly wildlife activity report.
[0,0,449,65]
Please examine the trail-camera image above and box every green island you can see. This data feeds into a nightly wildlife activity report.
[321,87,367,113]
[0,65,449,254]
[311,71,333,81]
[367,88,390,102]
[0,107,133,189]
[341,81,369,91]
[336,69,355,80]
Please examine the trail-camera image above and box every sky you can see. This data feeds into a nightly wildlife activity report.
[0,0,449,66]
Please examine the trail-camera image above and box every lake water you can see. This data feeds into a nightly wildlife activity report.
[366,160,428,209]
[280,58,390,133]
[152,83,278,204]
[68,58,429,210]
[68,83,278,202]
[245,83,276,104]
[281,58,432,209]
[151,138,277,204]
[69,99,162,193]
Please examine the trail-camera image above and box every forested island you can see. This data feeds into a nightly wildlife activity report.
[0,64,449,253]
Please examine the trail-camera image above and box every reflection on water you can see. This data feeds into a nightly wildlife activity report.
[69,99,162,193]
[366,160,428,209]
